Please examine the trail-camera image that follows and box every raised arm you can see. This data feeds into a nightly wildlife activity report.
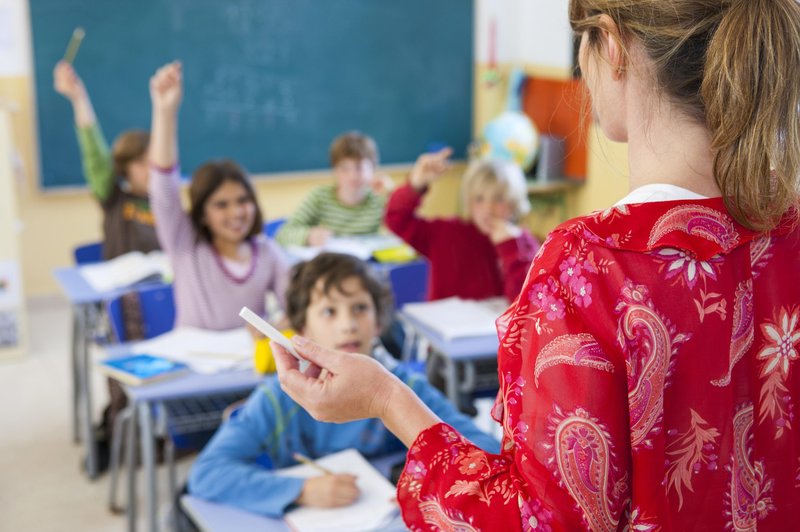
[384,148,452,256]
[146,61,192,255]
[149,61,181,170]
[53,61,113,200]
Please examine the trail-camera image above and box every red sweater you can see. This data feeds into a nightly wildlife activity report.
[385,182,540,302]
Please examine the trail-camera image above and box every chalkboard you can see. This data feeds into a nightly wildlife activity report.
[30,0,474,189]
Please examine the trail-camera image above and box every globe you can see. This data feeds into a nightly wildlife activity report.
[477,111,539,171]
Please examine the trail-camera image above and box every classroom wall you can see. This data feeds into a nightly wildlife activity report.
[4,0,630,298]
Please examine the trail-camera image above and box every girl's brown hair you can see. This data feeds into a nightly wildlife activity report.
[188,159,264,243]
[111,130,149,178]
[286,252,394,334]
[570,0,800,231]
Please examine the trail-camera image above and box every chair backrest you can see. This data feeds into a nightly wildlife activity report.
[387,260,429,309]
[263,218,287,239]
[73,241,104,265]
[106,283,176,343]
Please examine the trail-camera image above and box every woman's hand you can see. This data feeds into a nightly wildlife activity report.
[273,336,441,446]
[272,336,397,422]
[149,61,183,115]
[296,474,360,508]
[409,147,452,192]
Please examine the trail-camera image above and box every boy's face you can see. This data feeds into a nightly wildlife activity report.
[301,276,379,355]
[334,157,375,206]
[469,187,514,235]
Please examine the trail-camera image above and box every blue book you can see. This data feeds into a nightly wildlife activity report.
[98,354,189,386]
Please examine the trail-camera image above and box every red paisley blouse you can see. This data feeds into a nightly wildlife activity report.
[398,198,800,531]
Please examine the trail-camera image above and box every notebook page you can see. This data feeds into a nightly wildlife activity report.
[277,449,399,532]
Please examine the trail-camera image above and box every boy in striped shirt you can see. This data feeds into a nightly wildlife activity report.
[276,132,392,247]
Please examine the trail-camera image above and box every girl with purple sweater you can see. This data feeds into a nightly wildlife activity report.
[148,61,289,330]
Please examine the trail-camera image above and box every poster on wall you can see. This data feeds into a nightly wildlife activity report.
[0,260,21,347]
[0,0,29,77]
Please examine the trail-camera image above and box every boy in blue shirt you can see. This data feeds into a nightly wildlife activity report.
[187,253,499,516]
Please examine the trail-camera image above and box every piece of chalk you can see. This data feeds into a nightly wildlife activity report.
[239,307,304,362]
[64,27,85,64]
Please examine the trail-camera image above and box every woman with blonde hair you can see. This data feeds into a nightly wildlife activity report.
[273,0,800,529]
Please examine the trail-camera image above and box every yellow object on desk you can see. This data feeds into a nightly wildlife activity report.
[372,244,417,264]
[254,329,296,374]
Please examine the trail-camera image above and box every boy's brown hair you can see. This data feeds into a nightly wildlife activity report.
[286,252,394,334]
[112,129,150,178]
[188,159,264,243]
[329,131,379,167]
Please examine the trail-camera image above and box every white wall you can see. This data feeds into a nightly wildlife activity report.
[475,0,573,68]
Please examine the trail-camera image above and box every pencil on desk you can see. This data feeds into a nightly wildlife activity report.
[293,452,334,475]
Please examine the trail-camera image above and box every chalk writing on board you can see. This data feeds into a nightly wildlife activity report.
[201,65,299,131]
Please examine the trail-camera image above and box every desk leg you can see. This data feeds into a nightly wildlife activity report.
[127,402,138,532]
[77,303,99,479]
[138,402,159,532]
[443,356,459,406]
[70,306,81,443]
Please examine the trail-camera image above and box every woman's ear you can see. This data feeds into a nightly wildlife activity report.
[597,14,626,80]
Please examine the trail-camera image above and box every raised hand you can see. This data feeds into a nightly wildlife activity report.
[296,474,360,508]
[149,61,183,114]
[408,147,453,191]
[53,61,86,101]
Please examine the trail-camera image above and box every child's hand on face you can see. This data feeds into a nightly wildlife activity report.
[370,173,395,195]
[478,217,522,244]
[307,226,334,247]
[297,474,360,508]
[53,61,85,101]
[409,147,452,191]
[149,61,183,114]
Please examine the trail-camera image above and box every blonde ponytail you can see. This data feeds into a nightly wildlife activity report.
[702,0,800,231]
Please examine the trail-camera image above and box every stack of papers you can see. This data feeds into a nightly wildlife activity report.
[79,250,171,292]
[402,297,508,340]
[286,233,411,262]
[132,326,254,374]
[278,449,400,531]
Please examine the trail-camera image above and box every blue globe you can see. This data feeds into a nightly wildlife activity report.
[478,111,539,171]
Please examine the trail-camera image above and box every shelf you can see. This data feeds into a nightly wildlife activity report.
[526,178,583,195]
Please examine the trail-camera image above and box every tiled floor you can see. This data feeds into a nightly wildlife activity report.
[0,297,191,532]
[0,297,499,531]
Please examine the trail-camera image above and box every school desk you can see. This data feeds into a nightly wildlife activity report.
[179,452,407,532]
[104,341,262,532]
[52,265,169,479]
[398,307,500,406]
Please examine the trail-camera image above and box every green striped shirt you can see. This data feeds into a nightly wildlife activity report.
[77,123,114,201]
[276,184,386,246]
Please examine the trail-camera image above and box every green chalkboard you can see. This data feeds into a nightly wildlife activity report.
[31,0,473,189]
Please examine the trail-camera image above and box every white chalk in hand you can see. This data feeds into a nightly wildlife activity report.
[239,307,304,362]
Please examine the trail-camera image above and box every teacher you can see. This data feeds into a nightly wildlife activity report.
[274,0,800,529]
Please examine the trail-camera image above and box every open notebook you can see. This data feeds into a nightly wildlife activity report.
[277,449,400,532]
[402,296,508,340]
[79,250,171,292]
[131,326,254,374]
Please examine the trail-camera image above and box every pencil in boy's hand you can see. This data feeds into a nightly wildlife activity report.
[63,27,85,64]
[293,452,334,475]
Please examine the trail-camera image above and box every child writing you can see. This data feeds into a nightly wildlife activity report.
[275,131,392,247]
[187,252,499,516]
[148,61,289,330]
[385,148,540,301]
[54,61,159,260]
